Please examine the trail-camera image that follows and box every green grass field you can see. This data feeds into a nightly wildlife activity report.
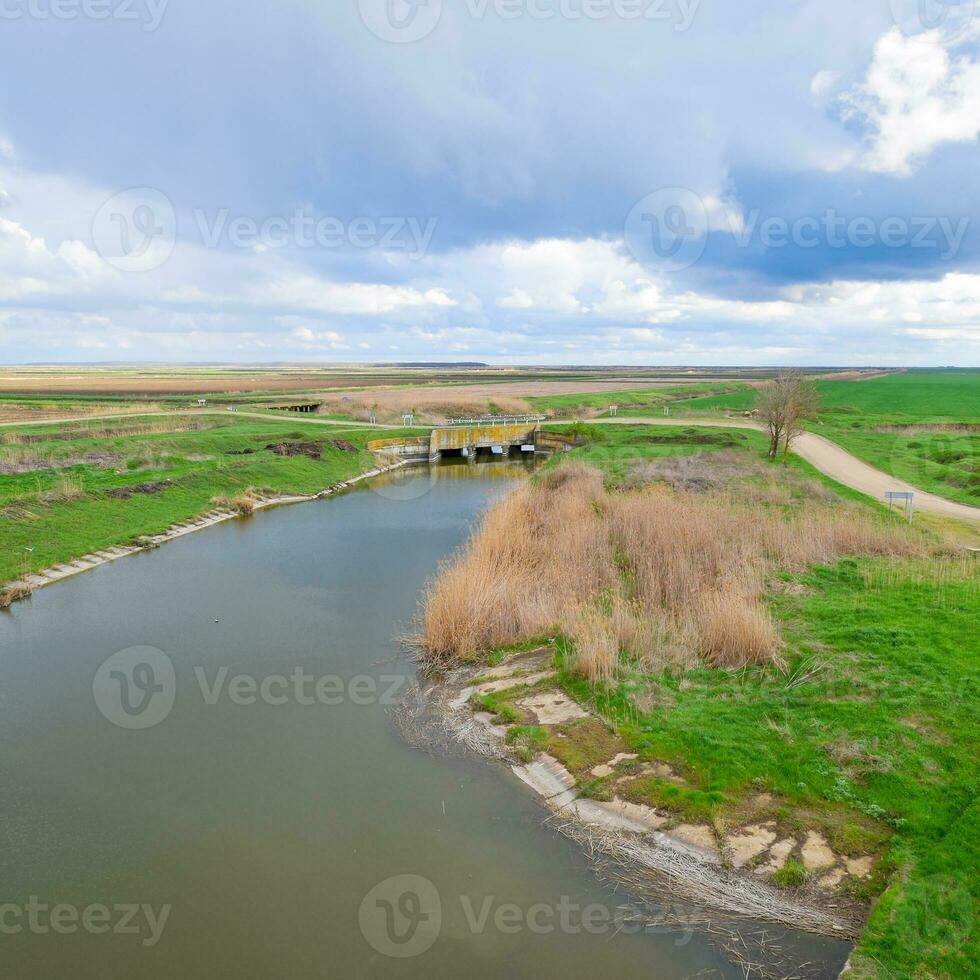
[540,427,977,978]
[557,554,978,979]
[0,416,396,584]
[674,372,980,505]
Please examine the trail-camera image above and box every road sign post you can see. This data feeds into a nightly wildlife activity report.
[885,491,915,524]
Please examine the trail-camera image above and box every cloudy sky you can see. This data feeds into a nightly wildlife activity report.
[1,0,979,364]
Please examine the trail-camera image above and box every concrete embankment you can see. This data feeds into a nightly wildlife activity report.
[395,649,865,942]
[1,459,410,606]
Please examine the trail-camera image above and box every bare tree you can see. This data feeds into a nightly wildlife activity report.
[782,373,820,461]
[756,370,820,460]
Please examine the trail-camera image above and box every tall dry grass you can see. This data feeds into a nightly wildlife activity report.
[319,392,534,423]
[419,462,928,682]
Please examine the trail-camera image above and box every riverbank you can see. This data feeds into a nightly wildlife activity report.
[398,647,866,942]
[411,433,978,979]
[0,415,421,598]
[0,423,409,606]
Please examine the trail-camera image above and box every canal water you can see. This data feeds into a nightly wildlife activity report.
[0,461,850,978]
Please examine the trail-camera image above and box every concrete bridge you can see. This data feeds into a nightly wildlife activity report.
[368,422,576,463]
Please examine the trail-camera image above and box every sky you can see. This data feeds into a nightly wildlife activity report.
[1,0,979,365]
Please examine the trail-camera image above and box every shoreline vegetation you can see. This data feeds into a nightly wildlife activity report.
[1,460,410,607]
[415,435,978,980]
[0,415,414,605]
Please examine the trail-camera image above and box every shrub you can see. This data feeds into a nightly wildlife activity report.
[420,461,927,679]
[773,859,809,889]
[506,725,548,762]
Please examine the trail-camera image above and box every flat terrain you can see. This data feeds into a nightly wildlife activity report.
[0,365,763,397]
[589,418,980,524]
[672,371,980,507]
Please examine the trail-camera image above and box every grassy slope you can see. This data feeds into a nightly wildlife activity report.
[0,417,397,583]
[547,427,978,977]
[558,558,977,978]
[674,373,980,505]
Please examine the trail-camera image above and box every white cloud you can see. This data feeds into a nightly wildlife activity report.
[0,217,107,300]
[810,69,839,100]
[841,27,980,175]
[254,275,455,315]
[0,153,977,364]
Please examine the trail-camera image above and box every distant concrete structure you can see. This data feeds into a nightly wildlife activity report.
[270,402,321,414]
[368,421,576,463]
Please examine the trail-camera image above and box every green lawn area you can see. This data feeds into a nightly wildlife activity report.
[673,372,980,505]
[0,416,400,584]
[558,555,977,978]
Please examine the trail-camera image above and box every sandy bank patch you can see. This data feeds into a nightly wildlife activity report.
[590,752,639,778]
[670,824,720,858]
[801,831,837,872]
[449,671,555,711]
[845,856,874,879]
[725,824,777,868]
[518,690,589,725]
[754,838,795,876]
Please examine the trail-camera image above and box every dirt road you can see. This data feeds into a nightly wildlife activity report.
[593,417,980,523]
[3,409,977,523]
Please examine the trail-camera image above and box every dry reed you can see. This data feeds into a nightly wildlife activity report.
[420,462,929,682]
[319,392,534,423]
